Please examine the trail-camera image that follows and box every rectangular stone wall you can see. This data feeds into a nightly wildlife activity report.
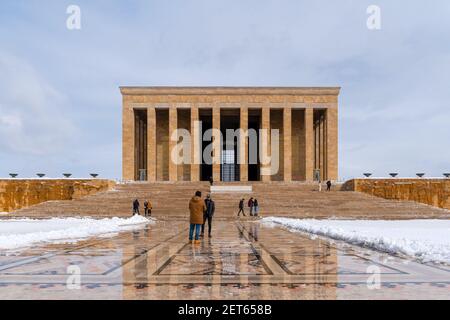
[342,178,450,210]
[0,179,115,213]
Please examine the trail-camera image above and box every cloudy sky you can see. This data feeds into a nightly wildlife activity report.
[1,0,449,180]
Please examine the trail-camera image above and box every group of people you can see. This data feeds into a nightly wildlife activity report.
[237,197,259,217]
[188,191,215,243]
[132,198,152,217]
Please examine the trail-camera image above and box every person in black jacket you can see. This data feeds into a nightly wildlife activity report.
[132,199,140,216]
[201,194,215,238]
[237,198,245,216]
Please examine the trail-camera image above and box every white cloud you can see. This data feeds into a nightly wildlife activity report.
[0,52,77,155]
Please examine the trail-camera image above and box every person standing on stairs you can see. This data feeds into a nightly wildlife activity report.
[237,198,245,216]
[132,199,140,216]
[326,180,332,192]
[201,194,215,238]
[189,191,206,244]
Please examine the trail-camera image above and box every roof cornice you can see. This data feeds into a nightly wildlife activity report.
[119,86,341,96]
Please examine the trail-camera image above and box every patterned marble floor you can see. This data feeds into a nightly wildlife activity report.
[0,219,449,299]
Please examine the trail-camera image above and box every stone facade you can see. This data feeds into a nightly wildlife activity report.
[121,87,340,182]
[342,178,450,210]
[0,179,115,212]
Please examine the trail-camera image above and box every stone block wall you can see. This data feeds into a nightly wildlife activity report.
[0,179,115,212]
[342,179,450,210]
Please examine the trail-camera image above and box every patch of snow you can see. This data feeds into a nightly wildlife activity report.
[262,217,450,264]
[0,215,154,250]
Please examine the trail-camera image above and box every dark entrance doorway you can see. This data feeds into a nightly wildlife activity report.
[134,109,147,181]
[221,110,240,182]
[200,109,212,181]
[248,109,261,181]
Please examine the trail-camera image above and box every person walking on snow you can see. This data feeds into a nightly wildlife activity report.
[201,194,215,238]
[189,191,206,244]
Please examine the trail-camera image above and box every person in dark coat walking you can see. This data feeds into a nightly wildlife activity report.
[237,198,245,216]
[326,180,332,191]
[132,199,140,215]
[201,194,215,238]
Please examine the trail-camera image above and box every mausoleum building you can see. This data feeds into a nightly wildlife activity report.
[121,87,339,182]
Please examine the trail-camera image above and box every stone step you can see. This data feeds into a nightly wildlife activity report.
[9,182,449,219]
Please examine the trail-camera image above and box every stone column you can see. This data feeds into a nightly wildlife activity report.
[260,107,271,182]
[190,106,200,182]
[122,100,135,181]
[283,107,292,182]
[169,107,178,181]
[304,108,314,181]
[212,107,221,182]
[239,106,248,182]
[326,107,338,181]
[319,113,325,180]
[147,106,156,182]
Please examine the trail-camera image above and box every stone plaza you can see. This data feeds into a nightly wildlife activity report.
[1,218,449,300]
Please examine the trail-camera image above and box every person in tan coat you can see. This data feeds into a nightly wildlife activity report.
[189,191,206,243]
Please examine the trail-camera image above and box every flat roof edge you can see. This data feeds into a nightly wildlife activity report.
[119,86,341,95]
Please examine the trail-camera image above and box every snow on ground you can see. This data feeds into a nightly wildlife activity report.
[0,215,153,250]
[262,217,450,264]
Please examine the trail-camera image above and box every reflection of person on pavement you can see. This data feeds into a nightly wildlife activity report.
[250,223,259,241]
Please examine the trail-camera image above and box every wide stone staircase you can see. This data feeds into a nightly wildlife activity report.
[10,182,449,219]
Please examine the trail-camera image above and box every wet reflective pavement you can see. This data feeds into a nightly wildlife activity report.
[0,219,449,299]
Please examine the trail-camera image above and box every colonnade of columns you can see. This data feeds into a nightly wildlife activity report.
[123,106,338,182]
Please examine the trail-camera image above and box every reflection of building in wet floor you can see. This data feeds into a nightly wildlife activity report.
[121,220,339,299]
[0,219,449,300]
